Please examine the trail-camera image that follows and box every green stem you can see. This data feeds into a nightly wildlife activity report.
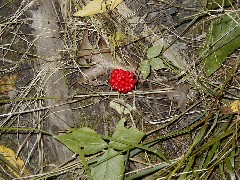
[78,149,93,179]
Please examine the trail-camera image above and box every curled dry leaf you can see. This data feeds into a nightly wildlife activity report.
[73,0,124,17]
[76,30,136,84]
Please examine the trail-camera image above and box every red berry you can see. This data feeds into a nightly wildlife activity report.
[116,76,122,81]
[129,83,134,89]
[124,71,130,77]
[117,87,123,93]
[112,69,119,75]
[129,72,134,78]
[120,80,125,85]
[112,85,118,90]
[130,78,137,84]
[109,69,137,93]
[122,89,128,93]
[109,78,115,85]
[124,77,131,83]
[111,73,117,78]
[126,86,132,92]
[119,69,124,75]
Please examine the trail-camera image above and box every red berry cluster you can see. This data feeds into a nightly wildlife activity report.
[109,69,137,93]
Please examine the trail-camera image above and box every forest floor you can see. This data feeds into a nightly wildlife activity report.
[0,0,239,179]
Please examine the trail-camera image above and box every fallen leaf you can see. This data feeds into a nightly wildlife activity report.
[0,144,31,177]
[110,99,133,115]
[76,30,135,84]
[73,0,123,17]
[76,30,118,83]
[77,30,94,65]
[0,74,17,94]
[230,100,240,113]
[220,100,240,115]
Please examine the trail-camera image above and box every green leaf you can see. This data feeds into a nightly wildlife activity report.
[109,119,145,151]
[109,99,132,115]
[91,148,124,180]
[55,133,82,154]
[140,60,150,79]
[225,139,237,180]
[203,140,220,169]
[147,44,163,59]
[219,163,227,180]
[54,127,108,155]
[226,157,236,180]
[201,12,240,76]
[150,57,165,70]
[179,157,195,180]
[206,0,234,10]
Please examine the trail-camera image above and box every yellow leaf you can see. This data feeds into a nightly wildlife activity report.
[0,74,17,94]
[230,100,240,113]
[0,144,31,177]
[73,0,123,17]
[108,31,125,47]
